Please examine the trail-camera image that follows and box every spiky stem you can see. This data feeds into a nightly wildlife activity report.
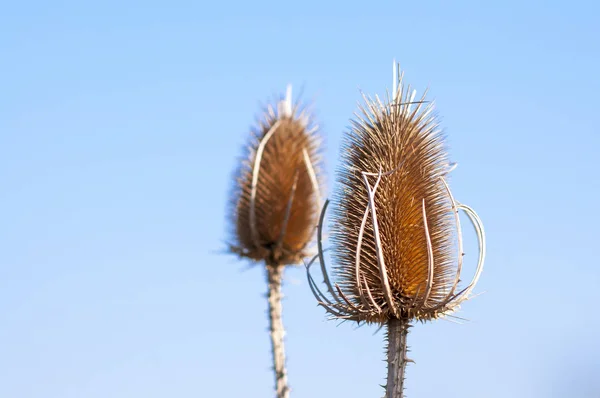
[386,317,410,398]
[266,263,289,398]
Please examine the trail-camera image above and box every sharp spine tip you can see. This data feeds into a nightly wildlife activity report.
[284,84,293,117]
[392,61,397,103]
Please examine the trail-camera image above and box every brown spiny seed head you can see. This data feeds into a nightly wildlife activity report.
[329,75,460,323]
[229,88,324,266]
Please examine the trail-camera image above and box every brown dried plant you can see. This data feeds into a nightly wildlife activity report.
[306,63,485,398]
[229,86,323,398]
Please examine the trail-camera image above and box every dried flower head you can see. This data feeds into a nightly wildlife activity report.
[229,86,324,266]
[228,86,324,398]
[307,65,485,325]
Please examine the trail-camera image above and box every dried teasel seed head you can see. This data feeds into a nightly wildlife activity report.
[229,86,324,266]
[306,64,485,324]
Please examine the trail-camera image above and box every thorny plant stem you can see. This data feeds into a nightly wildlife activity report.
[386,317,410,398]
[266,263,290,398]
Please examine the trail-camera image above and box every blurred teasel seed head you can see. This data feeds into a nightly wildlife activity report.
[307,64,485,325]
[228,85,324,398]
[229,85,324,266]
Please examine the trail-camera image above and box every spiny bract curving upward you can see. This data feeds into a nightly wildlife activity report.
[229,86,324,266]
[307,66,485,324]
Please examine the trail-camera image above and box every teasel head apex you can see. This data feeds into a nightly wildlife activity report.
[307,64,485,324]
[229,86,324,266]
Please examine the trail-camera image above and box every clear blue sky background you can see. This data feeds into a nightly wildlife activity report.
[1,1,599,397]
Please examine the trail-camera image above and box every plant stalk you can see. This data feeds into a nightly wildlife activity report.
[386,317,410,398]
[266,263,289,398]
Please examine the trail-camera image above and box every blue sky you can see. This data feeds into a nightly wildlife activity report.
[1,1,599,397]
